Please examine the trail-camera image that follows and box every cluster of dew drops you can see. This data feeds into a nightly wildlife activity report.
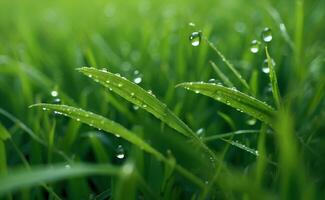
[188,25,275,74]
[47,88,127,161]
[249,27,275,74]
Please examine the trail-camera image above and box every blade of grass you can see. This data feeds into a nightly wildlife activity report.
[177,82,276,127]
[221,138,259,156]
[0,163,120,197]
[265,47,281,108]
[204,37,250,90]
[77,67,193,138]
[203,130,260,142]
[209,60,234,87]
[30,103,205,189]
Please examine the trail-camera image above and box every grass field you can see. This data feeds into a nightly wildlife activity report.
[0,0,325,199]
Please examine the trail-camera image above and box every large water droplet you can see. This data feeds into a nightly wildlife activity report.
[250,40,260,53]
[262,27,272,43]
[116,145,125,159]
[189,31,201,47]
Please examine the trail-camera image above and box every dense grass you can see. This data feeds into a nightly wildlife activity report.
[0,0,324,199]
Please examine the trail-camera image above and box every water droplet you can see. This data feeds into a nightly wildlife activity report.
[133,77,142,84]
[208,78,216,83]
[195,90,200,94]
[116,145,125,159]
[250,40,260,53]
[246,118,257,125]
[130,92,135,97]
[262,59,275,74]
[106,80,110,84]
[262,27,272,43]
[101,68,108,72]
[53,98,61,104]
[189,31,201,47]
[142,104,147,108]
[134,70,139,75]
[76,118,80,122]
[188,22,196,27]
[196,128,205,137]
[65,164,71,169]
[88,75,92,78]
[42,107,47,111]
[118,83,123,87]
[115,73,121,77]
[133,105,139,110]
[50,90,58,97]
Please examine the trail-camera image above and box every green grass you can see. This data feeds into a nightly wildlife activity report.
[0,0,325,199]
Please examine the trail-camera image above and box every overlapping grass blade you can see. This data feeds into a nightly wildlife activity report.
[0,163,120,197]
[209,60,234,87]
[221,139,259,156]
[177,82,276,127]
[265,47,281,108]
[204,38,250,90]
[203,130,259,142]
[77,67,218,170]
[77,67,194,138]
[30,104,205,188]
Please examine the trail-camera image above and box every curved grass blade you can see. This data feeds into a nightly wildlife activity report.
[203,130,259,142]
[265,47,281,108]
[177,82,276,127]
[0,163,120,197]
[30,104,164,160]
[30,104,205,188]
[77,67,193,138]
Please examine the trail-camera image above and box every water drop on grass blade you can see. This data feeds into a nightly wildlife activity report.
[262,27,272,43]
[116,145,125,159]
[250,40,260,53]
[189,31,201,47]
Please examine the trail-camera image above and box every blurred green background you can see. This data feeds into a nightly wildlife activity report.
[0,0,324,199]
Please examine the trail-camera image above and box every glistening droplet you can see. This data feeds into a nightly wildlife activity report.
[262,27,272,43]
[189,31,201,47]
[250,40,260,53]
[116,145,125,159]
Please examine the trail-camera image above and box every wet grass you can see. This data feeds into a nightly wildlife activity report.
[0,0,325,199]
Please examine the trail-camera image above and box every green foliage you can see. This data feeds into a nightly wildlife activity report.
[0,0,324,199]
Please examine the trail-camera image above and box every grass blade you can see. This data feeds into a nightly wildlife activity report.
[30,104,205,188]
[30,103,164,160]
[77,67,194,138]
[177,82,276,127]
[203,130,259,142]
[221,139,259,156]
[209,60,234,87]
[204,37,250,90]
[265,47,281,108]
[0,163,120,197]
